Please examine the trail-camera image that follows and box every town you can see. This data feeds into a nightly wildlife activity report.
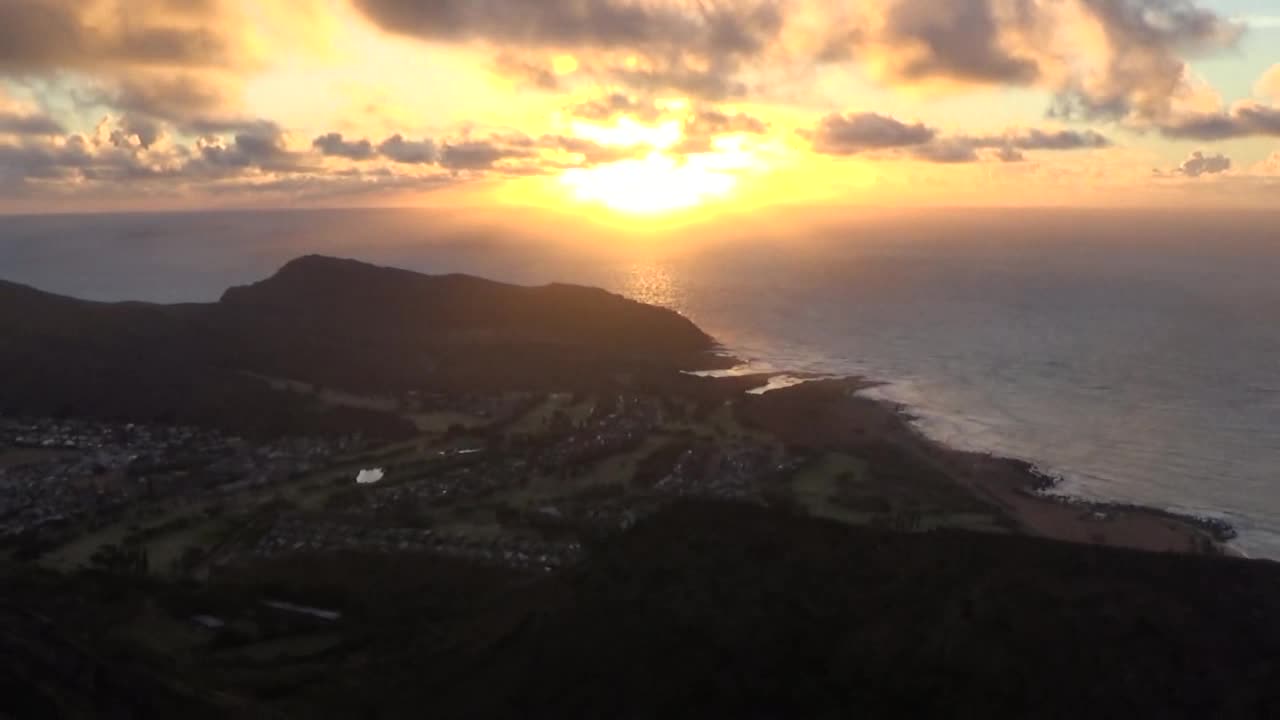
[0,386,839,580]
[0,417,363,555]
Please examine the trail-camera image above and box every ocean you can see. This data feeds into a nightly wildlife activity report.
[3,207,1278,558]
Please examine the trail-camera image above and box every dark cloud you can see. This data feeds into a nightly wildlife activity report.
[0,142,92,181]
[102,73,231,126]
[1006,128,1112,150]
[880,0,1039,84]
[351,0,781,55]
[183,117,281,137]
[193,123,310,174]
[0,0,232,72]
[1159,103,1280,140]
[912,140,982,164]
[0,110,64,135]
[313,133,376,160]
[911,129,1112,163]
[440,139,533,171]
[377,134,438,164]
[804,112,936,155]
[351,0,781,100]
[1176,150,1230,177]
[115,115,163,149]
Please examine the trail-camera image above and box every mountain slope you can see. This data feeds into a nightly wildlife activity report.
[0,256,719,436]
[208,255,717,391]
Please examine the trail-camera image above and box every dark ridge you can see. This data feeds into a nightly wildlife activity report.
[219,254,711,352]
[335,501,1280,719]
[0,256,723,437]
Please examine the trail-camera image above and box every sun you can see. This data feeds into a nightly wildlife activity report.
[560,153,739,214]
[559,123,760,215]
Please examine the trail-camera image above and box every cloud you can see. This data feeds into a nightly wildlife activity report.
[1159,102,1280,140]
[376,134,438,164]
[0,110,64,136]
[0,116,466,205]
[806,112,1111,163]
[350,0,781,55]
[1151,64,1280,140]
[1256,64,1280,104]
[113,116,163,149]
[440,138,534,171]
[0,0,236,72]
[874,0,1040,84]
[1004,128,1112,151]
[911,139,984,164]
[1175,150,1230,177]
[674,108,769,153]
[815,0,1240,125]
[98,72,237,127]
[1053,0,1241,120]
[1260,152,1280,174]
[803,112,936,155]
[608,61,751,101]
[192,123,313,174]
[0,2,254,157]
[911,128,1111,163]
[570,93,665,122]
[493,53,562,90]
[313,133,376,160]
[542,135,649,165]
[327,131,573,171]
[202,171,458,201]
[0,117,194,188]
[687,109,768,136]
[350,0,784,100]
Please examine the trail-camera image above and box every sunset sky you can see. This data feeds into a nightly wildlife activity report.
[0,0,1277,215]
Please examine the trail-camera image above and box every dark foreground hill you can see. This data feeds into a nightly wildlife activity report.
[288,502,1280,718]
[0,256,718,438]
[5,501,1279,718]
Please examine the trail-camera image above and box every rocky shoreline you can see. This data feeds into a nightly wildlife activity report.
[725,371,1237,557]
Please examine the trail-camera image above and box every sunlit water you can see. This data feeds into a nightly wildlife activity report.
[3,208,1279,558]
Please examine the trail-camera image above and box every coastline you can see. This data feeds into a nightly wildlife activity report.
[719,371,1237,558]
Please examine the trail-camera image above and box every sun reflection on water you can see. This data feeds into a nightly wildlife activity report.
[618,261,684,313]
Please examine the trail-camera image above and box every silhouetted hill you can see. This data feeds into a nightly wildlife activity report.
[292,501,1280,718]
[210,255,717,391]
[0,256,719,437]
